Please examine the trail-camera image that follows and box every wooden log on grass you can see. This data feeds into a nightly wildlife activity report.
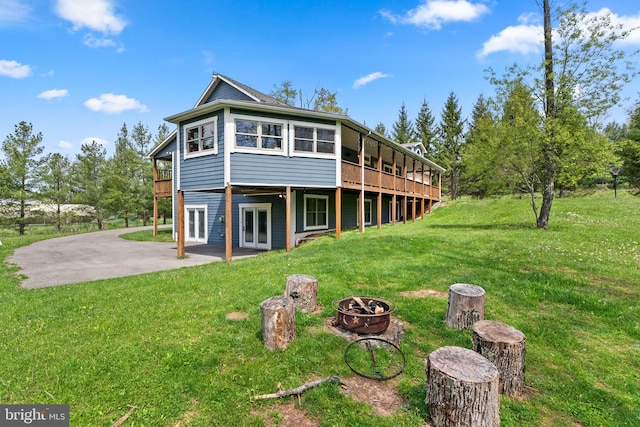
[284,274,318,313]
[260,296,296,351]
[472,320,526,397]
[445,283,486,330]
[426,346,500,427]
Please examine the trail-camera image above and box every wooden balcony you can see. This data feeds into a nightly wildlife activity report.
[341,161,440,200]
[153,169,173,197]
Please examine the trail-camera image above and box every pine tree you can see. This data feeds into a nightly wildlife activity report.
[415,99,437,156]
[435,92,465,200]
[374,122,387,137]
[0,121,45,235]
[72,141,108,229]
[391,103,415,144]
[131,122,153,226]
[40,153,72,232]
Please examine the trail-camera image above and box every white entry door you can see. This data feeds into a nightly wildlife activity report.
[186,206,207,242]
[239,204,271,250]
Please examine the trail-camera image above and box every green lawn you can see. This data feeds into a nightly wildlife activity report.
[1,193,638,426]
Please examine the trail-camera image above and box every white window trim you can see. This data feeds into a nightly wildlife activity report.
[238,203,272,250]
[290,120,337,159]
[229,113,287,156]
[364,198,373,226]
[183,116,218,159]
[184,204,208,243]
[303,194,329,231]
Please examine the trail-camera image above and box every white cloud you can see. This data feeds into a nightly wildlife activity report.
[382,0,490,30]
[58,140,73,149]
[37,89,69,100]
[353,72,392,89]
[81,137,108,146]
[0,0,31,24]
[0,59,32,78]
[83,34,115,48]
[589,8,640,46]
[54,0,127,34]
[84,93,149,114]
[477,22,542,58]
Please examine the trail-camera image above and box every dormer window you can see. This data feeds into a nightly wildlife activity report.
[184,116,218,158]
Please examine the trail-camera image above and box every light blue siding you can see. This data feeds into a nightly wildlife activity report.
[231,153,336,187]
[206,81,254,103]
[180,110,225,190]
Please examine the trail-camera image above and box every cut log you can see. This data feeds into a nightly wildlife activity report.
[472,320,526,397]
[426,346,500,427]
[445,283,486,330]
[284,274,318,313]
[260,296,296,351]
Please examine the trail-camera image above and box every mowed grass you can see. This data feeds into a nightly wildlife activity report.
[1,193,638,426]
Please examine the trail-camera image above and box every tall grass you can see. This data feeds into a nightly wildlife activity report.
[1,193,638,426]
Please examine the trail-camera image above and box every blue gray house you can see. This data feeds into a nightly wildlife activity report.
[150,74,445,260]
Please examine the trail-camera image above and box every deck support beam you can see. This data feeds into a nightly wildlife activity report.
[225,185,232,262]
[335,187,342,239]
[285,186,291,252]
[177,190,185,258]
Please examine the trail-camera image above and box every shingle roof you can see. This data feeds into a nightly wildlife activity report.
[214,73,289,106]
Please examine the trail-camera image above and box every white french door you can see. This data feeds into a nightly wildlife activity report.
[185,205,207,243]
[239,203,271,250]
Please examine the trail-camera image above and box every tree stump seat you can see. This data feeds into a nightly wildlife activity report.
[445,283,486,330]
[426,346,500,427]
[284,274,318,313]
[260,296,296,351]
[472,320,526,397]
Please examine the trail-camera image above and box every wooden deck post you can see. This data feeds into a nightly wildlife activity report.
[402,155,407,224]
[392,151,396,225]
[335,187,341,239]
[176,190,185,258]
[421,197,425,220]
[359,132,365,234]
[377,142,382,229]
[225,185,232,262]
[285,186,291,252]
[377,192,382,229]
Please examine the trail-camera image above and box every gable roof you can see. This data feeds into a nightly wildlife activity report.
[194,73,288,108]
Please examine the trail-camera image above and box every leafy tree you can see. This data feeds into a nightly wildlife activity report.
[461,94,503,198]
[39,153,72,232]
[617,103,640,192]
[415,98,438,156]
[489,0,637,228]
[152,123,173,223]
[391,102,415,145]
[434,92,465,200]
[71,141,108,229]
[0,121,45,235]
[103,123,140,227]
[269,81,346,114]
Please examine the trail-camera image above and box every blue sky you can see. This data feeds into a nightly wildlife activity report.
[1,0,639,157]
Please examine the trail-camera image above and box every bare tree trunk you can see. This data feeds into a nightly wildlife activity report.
[538,0,556,230]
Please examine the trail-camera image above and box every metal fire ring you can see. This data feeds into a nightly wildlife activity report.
[344,337,406,381]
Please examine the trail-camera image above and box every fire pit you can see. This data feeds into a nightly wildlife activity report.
[334,296,396,334]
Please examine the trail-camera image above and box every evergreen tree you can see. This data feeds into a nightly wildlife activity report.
[152,123,173,224]
[103,123,140,227]
[131,121,153,226]
[374,122,387,137]
[72,141,108,229]
[0,121,45,235]
[39,153,72,232]
[435,92,465,200]
[415,99,437,156]
[391,103,415,145]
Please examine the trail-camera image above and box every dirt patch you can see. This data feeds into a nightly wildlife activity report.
[252,401,319,427]
[226,311,250,320]
[341,376,408,417]
[171,398,200,427]
[399,289,448,299]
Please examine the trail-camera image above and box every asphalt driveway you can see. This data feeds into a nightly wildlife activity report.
[8,226,260,289]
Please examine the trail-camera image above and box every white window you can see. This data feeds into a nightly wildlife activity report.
[304,194,329,231]
[184,117,218,158]
[294,125,335,154]
[185,205,207,242]
[364,198,372,225]
[235,118,284,151]
[383,163,393,174]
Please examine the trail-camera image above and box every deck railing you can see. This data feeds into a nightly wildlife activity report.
[341,161,439,200]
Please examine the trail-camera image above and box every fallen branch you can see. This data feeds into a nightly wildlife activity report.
[252,376,345,400]
[111,405,138,427]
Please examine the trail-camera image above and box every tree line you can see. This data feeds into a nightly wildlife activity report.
[0,121,170,235]
[379,0,639,228]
